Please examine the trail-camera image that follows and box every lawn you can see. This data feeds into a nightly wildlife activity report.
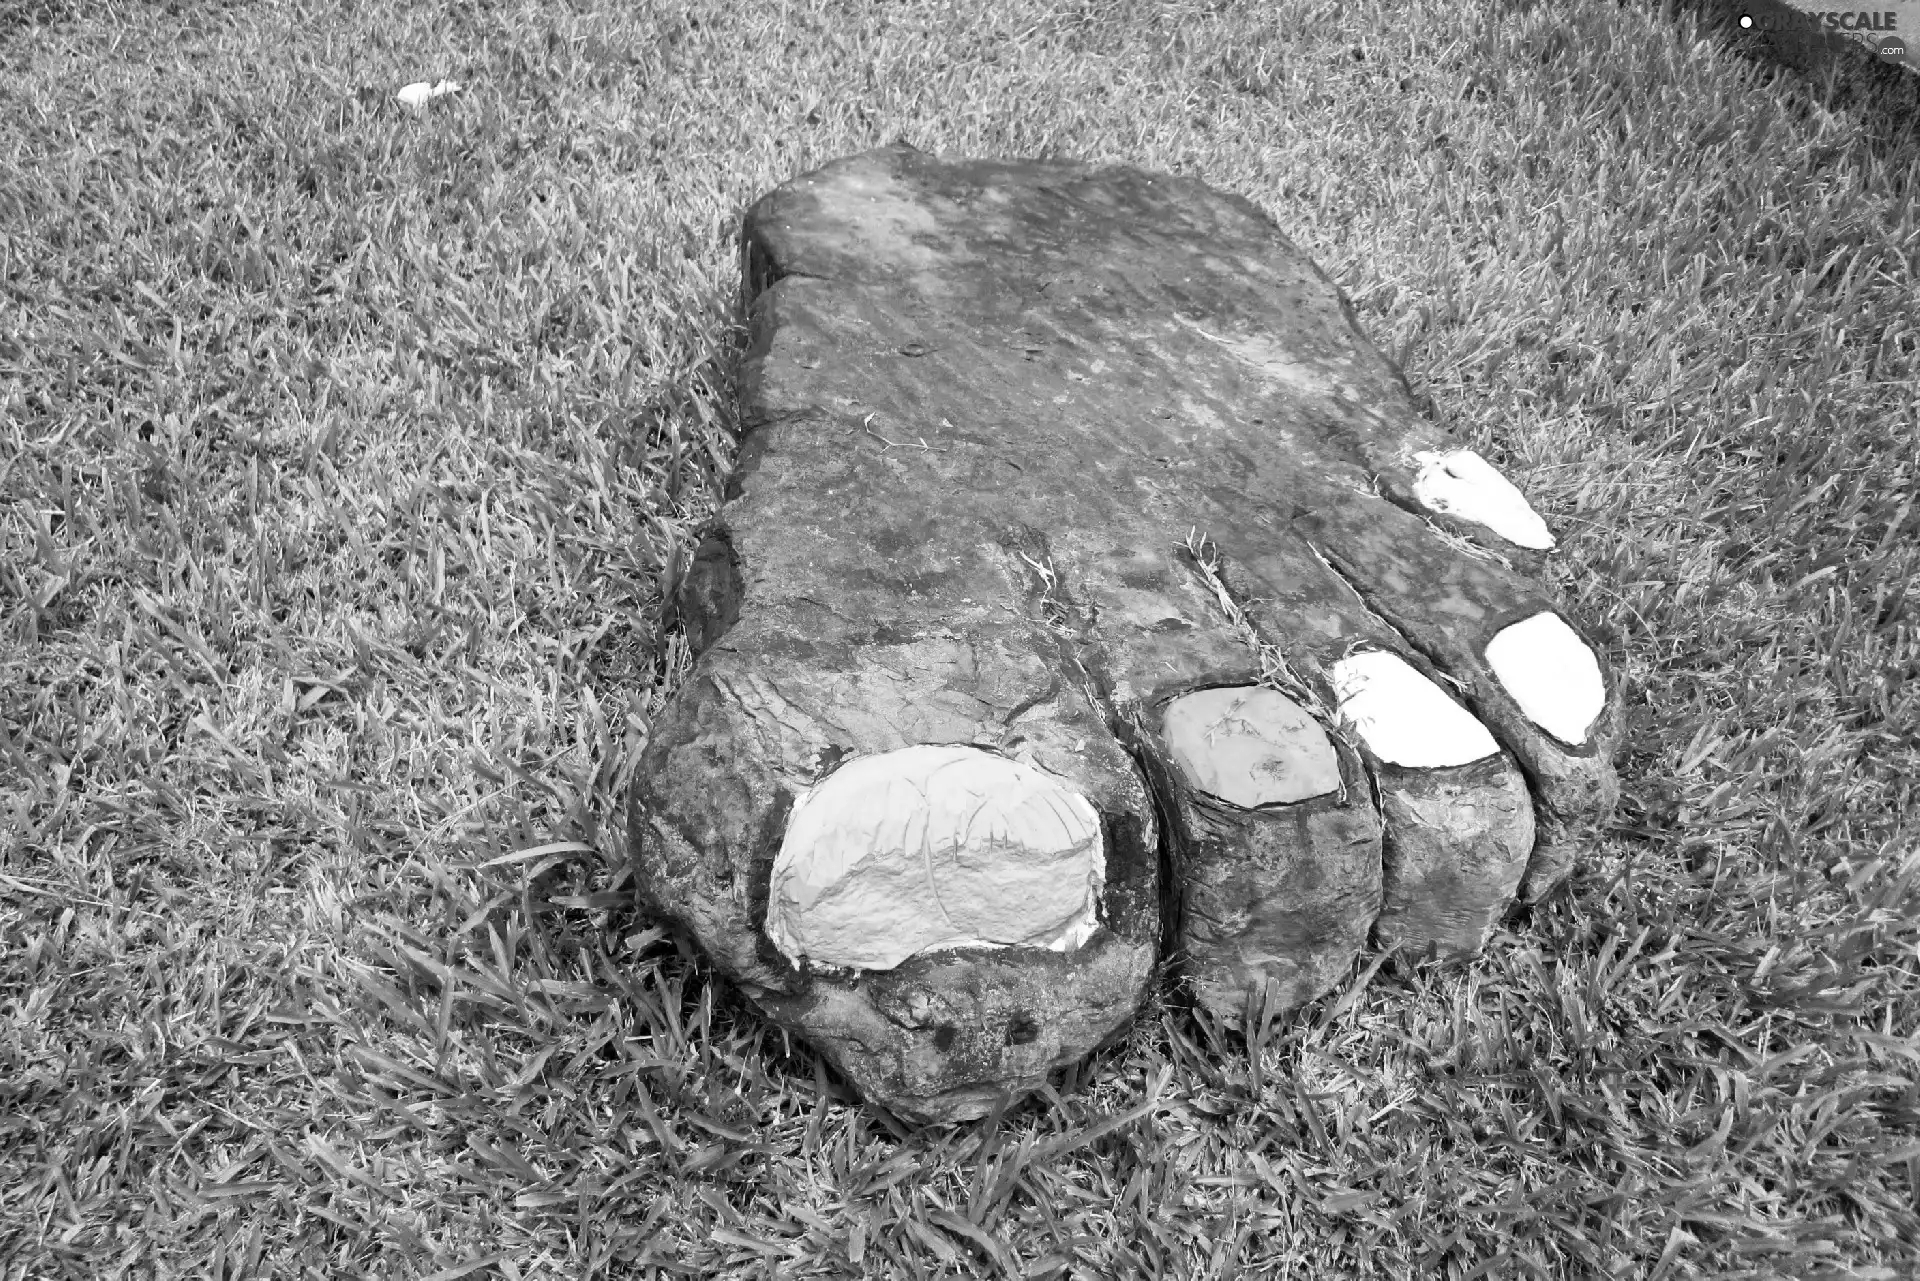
[1,0,1917,1276]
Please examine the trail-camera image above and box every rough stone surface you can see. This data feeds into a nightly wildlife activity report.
[630,142,1623,1123]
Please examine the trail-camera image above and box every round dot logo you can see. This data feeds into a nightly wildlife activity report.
[1877,34,1906,61]
[1739,13,1754,27]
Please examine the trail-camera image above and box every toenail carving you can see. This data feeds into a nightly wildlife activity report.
[1328,650,1500,768]
[1411,449,1555,550]
[766,745,1105,971]
[1485,611,1607,746]
[1162,686,1342,807]
[632,143,1624,1122]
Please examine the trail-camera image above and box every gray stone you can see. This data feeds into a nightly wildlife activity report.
[630,143,1622,1123]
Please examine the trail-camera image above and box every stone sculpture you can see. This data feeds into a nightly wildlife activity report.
[629,142,1622,1124]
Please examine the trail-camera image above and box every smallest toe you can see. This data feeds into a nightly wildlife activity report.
[1411,448,1555,550]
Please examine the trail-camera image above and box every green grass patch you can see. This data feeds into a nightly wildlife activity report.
[2,0,1916,1276]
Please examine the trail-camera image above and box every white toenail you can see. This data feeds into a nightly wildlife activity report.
[1163,686,1342,807]
[766,745,1104,971]
[1412,449,1554,550]
[1329,650,1499,768]
[1486,611,1606,745]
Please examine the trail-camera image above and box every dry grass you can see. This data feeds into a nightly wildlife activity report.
[2,0,1917,1276]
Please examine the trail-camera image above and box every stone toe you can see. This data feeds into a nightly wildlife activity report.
[1326,650,1535,956]
[1150,682,1384,1018]
[1295,490,1622,839]
[630,494,1167,1121]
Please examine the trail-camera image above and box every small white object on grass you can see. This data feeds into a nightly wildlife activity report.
[1486,611,1606,745]
[397,80,461,110]
[1411,449,1555,550]
[766,744,1104,971]
[1330,649,1499,768]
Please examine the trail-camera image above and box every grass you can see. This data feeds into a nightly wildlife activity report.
[1,0,1916,1275]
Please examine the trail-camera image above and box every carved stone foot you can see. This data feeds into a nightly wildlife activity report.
[630,143,1622,1124]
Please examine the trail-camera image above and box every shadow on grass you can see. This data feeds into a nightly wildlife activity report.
[1653,0,1920,147]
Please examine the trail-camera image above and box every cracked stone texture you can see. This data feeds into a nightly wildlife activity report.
[629,142,1623,1124]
